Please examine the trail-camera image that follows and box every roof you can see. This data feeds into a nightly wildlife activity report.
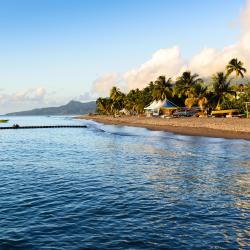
[144,100,165,110]
[162,100,178,109]
[145,99,179,110]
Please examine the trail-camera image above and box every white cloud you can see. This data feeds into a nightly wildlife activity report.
[91,73,128,98]
[78,91,97,102]
[0,87,56,114]
[36,87,46,98]
[124,46,185,90]
[11,87,47,102]
[91,0,250,95]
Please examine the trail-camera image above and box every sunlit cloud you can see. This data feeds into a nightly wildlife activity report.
[124,46,185,90]
[90,73,128,98]
[12,87,46,102]
[91,0,250,96]
[0,87,60,114]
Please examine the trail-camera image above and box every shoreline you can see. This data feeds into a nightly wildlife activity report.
[76,115,250,140]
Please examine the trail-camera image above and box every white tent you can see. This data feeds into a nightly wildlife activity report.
[144,100,166,110]
[144,100,167,116]
[144,100,158,110]
[154,100,166,109]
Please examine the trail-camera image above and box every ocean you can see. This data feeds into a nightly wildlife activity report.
[0,116,249,249]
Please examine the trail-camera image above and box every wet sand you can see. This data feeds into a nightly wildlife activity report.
[76,115,250,140]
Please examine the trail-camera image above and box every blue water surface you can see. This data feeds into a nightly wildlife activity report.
[0,116,249,249]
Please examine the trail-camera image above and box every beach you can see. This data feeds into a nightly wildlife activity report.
[77,115,250,140]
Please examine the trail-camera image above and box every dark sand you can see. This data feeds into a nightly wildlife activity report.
[76,115,250,140]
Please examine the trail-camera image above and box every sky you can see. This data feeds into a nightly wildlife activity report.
[0,0,249,114]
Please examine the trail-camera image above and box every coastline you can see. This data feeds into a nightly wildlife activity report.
[76,115,250,140]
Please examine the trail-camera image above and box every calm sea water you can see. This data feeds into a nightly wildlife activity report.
[0,116,249,249]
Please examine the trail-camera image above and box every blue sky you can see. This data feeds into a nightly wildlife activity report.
[0,0,248,113]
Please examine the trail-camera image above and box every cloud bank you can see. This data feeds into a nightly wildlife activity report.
[92,0,250,97]
[0,87,57,114]
[2,1,250,113]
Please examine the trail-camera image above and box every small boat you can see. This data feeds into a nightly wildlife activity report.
[0,119,9,123]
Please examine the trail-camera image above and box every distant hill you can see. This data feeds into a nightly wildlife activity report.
[6,100,96,116]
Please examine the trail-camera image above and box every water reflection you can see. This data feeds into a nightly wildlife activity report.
[0,116,249,249]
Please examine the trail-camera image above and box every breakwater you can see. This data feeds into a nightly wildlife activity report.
[0,125,87,129]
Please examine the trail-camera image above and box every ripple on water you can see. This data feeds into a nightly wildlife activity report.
[0,116,249,249]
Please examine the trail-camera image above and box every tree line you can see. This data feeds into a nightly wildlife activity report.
[96,58,249,115]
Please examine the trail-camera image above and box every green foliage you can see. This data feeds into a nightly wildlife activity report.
[96,97,113,114]
[234,82,250,112]
[220,99,238,110]
[152,76,173,101]
[174,71,203,98]
[226,58,247,78]
[125,86,154,114]
[95,58,248,115]
[109,87,125,114]
[211,72,235,109]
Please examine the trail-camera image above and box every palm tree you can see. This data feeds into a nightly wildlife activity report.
[96,97,112,114]
[124,89,137,113]
[124,88,146,114]
[174,71,203,98]
[184,84,208,110]
[109,87,125,114]
[141,83,154,108]
[211,72,235,109]
[152,76,173,100]
[193,84,208,111]
[226,58,247,78]
[184,98,196,109]
[110,87,122,101]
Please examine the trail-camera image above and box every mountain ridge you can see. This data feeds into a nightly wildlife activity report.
[6,100,96,116]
